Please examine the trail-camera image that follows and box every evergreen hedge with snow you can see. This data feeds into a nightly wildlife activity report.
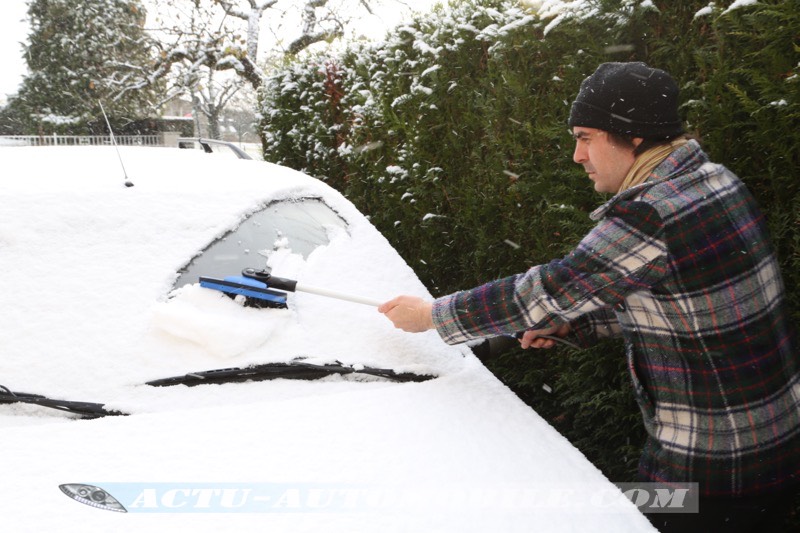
[258,0,800,497]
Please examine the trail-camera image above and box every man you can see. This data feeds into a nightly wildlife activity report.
[378,62,799,531]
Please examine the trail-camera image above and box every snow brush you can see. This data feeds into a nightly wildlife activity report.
[199,268,382,309]
[199,270,579,349]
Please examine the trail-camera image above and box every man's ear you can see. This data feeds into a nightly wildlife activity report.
[632,137,645,148]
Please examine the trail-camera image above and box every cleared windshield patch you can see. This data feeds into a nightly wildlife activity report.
[174,198,347,289]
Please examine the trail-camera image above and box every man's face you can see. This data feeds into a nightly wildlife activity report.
[571,127,639,194]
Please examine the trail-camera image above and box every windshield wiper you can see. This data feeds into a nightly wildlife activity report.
[0,385,126,419]
[145,360,435,387]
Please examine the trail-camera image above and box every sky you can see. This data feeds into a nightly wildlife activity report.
[0,0,442,105]
[0,1,28,102]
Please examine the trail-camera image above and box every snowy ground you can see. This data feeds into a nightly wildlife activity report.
[0,146,654,531]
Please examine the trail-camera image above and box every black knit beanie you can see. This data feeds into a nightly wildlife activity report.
[568,62,684,139]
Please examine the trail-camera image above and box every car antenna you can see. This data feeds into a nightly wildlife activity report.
[99,101,134,188]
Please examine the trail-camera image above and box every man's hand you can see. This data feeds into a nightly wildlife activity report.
[519,324,571,349]
[378,296,435,333]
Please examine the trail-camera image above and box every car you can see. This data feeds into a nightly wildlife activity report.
[177,137,255,160]
[0,144,655,531]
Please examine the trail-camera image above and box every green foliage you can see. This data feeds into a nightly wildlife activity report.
[685,0,800,315]
[258,0,800,507]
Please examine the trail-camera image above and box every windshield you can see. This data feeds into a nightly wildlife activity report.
[174,198,348,289]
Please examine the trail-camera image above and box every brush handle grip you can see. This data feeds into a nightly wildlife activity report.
[262,275,297,292]
[241,268,297,292]
[510,332,580,350]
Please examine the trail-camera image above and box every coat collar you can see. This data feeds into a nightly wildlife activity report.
[590,140,709,221]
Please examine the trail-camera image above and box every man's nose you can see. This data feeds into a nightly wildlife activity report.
[573,142,587,164]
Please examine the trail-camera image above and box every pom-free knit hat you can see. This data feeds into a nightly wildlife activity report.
[568,62,684,139]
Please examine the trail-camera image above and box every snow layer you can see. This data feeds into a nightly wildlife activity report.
[0,146,654,531]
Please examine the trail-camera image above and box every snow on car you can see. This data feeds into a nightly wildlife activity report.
[0,145,655,531]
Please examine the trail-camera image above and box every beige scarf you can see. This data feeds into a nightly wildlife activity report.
[618,137,689,193]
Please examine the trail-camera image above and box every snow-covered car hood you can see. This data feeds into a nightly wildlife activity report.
[0,146,654,532]
[0,146,462,415]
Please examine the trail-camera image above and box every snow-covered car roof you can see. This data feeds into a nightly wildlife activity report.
[0,146,654,531]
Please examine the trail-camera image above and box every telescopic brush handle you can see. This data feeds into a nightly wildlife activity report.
[295,283,382,307]
[241,268,382,307]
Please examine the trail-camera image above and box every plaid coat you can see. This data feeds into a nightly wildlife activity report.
[432,141,800,497]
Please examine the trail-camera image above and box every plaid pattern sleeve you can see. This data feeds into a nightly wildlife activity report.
[432,199,668,344]
[569,306,622,347]
[431,141,800,497]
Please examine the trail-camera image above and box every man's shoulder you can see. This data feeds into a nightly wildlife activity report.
[642,160,742,210]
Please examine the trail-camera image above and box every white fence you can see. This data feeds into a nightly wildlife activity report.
[0,133,263,159]
[0,134,170,147]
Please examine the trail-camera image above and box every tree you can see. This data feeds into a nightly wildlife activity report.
[207,0,381,87]
[143,0,387,92]
[6,0,159,134]
[125,0,391,140]
[189,66,242,139]
[138,0,246,139]
[223,85,260,143]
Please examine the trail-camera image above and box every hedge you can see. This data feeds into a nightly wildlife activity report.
[258,0,799,519]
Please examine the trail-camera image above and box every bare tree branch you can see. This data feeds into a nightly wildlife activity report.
[123,0,393,133]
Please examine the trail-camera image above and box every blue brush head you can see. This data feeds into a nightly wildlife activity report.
[199,276,288,308]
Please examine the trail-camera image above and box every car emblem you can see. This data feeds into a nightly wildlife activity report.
[59,483,127,513]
